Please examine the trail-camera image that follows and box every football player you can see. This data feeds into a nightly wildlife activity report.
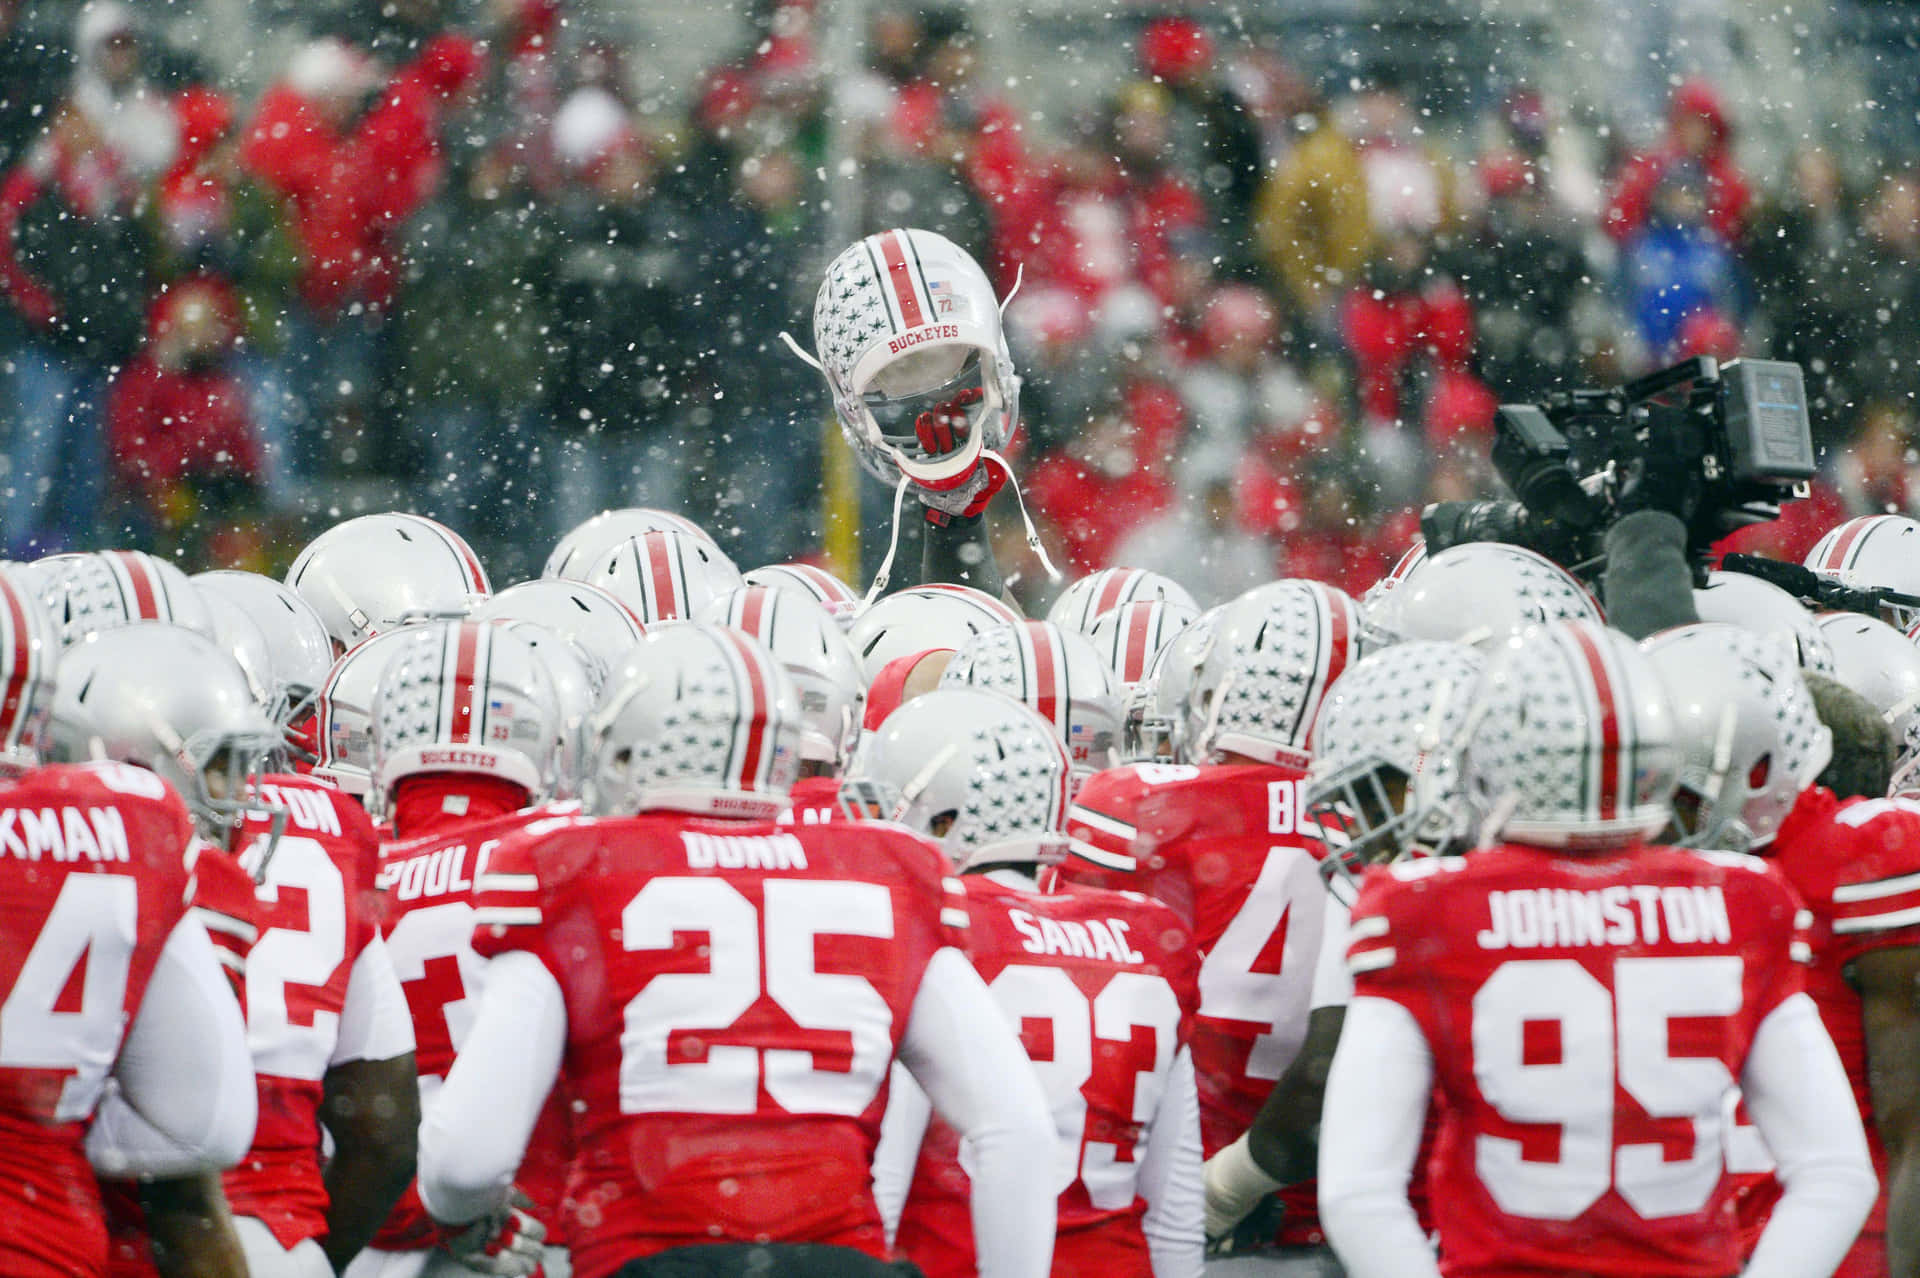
[415,623,1056,1276]
[940,619,1126,781]
[1318,621,1877,1277]
[1056,580,1364,1268]
[52,623,420,1277]
[855,686,1204,1275]
[286,513,491,654]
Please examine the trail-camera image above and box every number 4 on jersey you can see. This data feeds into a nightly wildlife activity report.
[0,875,138,1121]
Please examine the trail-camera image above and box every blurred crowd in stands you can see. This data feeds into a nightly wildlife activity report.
[3,0,1918,600]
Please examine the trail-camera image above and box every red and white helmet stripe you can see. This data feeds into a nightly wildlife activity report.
[870,228,936,332]
[1089,598,1199,689]
[590,530,743,623]
[1047,566,1198,635]
[711,626,785,797]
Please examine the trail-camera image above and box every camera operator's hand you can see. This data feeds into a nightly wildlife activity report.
[1615,425,1702,523]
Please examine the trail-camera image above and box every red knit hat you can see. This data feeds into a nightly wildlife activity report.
[1139,17,1214,82]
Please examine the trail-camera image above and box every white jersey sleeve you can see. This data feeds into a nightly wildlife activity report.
[872,1061,934,1245]
[329,932,417,1066]
[1309,894,1353,1011]
[1138,1045,1204,1278]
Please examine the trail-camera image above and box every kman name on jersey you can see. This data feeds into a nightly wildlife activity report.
[0,803,131,862]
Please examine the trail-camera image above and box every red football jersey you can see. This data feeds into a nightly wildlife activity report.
[370,804,574,1250]
[775,774,845,827]
[1346,842,1810,1278]
[221,775,386,1251]
[0,763,197,1278]
[1058,762,1330,1242]
[1758,787,1920,1277]
[895,873,1198,1278]
[471,811,967,1278]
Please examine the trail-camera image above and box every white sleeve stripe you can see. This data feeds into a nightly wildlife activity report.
[1790,941,1813,963]
[190,909,259,944]
[1348,947,1396,974]
[1833,869,1920,903]
[475,906,542,926]
[942,877,966,893]
[475,872,539,893]
[1349,915,1391,942]
[940,907,971,928]
[215,951,246,973]
[1832,904,1920,934]
[1068,806,1137,840]
[1794,910,1814,929]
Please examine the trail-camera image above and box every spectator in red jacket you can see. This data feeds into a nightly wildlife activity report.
[1026,388,1179,575]
[1604,77,1751,246]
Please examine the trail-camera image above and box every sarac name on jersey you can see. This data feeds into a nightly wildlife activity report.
[0,804,131,862]
[1476,885,1733,951]
[1008,908,1146,964]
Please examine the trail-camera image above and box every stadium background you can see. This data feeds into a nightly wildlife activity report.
[3,0,1918,607]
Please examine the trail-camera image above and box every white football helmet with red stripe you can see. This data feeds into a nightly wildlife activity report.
[483,618,601,799]
[584,622,801,819]
[1088,598,1200,694]
[743,562,861,625]
[701,586,865,772]
[193,570,336,728]
[287,513,491,651]
[1188,581,1365,768]
[581,530,744,623]
[1806,515,1920,629]
[1641,624,1831,852]
[841,686,1075,870]
[311,628,421,795]
[37,550,214,647]
[1123,604,1222,763]
[806,228,1020,488]
[940,619,1123,777]
[1360,536,1428,611]
[1367,542,1599,648]
[844,583,1022,681]
[545,507,719,581]
[0,564,58,776]
[472,579,646,675]
[1815,611,1920,794]
[370,621,561,817]
[1047,566,1199,635]
[1470,620,1678,848]
[1691,570,1835,674]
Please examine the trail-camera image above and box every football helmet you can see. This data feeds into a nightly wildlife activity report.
[940,620,1123,777]
[287,513,491,651]
[1359,536,1428,611]
[841,686,1074,871]
[1367,542,1600,648]
[580,530,744,623]
[1641,623,1831,852]
[743,562,861,624]
[487,619,600,800]
[370,621,561,818]
[1815,611,1920,794]
[47,624,280,840]
[1806,515,1920,629]
[472,579,646,676]
[1047,567,1199,635]
[1088,598,1200,694]
[0,564,59,777]
[700,586,865,772]
[1306,640,1487,871]
[1692,570,1836,674]
[801,228,1020,489]
[192,570,336,728]
[583,622,801,819]
[198,590,276,713]
[38,550,214,647]
[1187,581,1365,768]
[844,583,1022,681]
[544,507,719,581]
[312,629,422,795]
[1123,605,1221,764]
[1468,620,1678,848]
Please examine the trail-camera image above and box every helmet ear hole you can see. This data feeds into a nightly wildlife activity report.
[1748,754,1771,788]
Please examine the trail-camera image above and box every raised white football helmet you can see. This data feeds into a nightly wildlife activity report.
[1306,640,1487,870]
[193,570,336,728]
[312,629,422,795]
[580,530,744,623]
[1815,611,1920,794]
[545,507,719,581]
[1047,567,1199,635]
[1088,599,1200,694]
[1123,605,1221,764]
[1367,542,1600,648]
[0,564,59,776]
[1641,623,1831,852]
[38,550,214,647]
[743,562,862,624]
[287,513,491,651]
[841,686,1074,871]
[844,583,1022,681]
[1806,515,1920,629]
[472,579,646,676]
[1188,581,1365,768]
[940,620,1123,777]
[1359,536,1428,611]
[700,586,865,773]
[1692,570,1836,675]
[370,620,561,818]
[1469,620,1678,848]
[801,228,1021,489]
[583,622,802,819]
[47,623,280,839]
